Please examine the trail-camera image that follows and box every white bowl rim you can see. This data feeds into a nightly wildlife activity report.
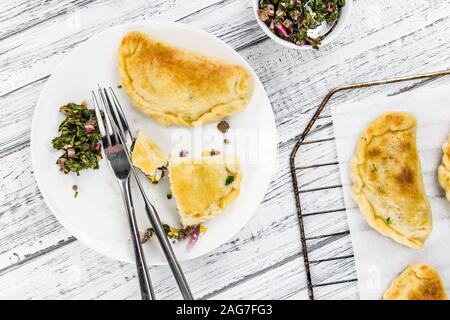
[252,0,353,50]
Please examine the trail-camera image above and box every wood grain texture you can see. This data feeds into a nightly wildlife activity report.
[1,0,450,299]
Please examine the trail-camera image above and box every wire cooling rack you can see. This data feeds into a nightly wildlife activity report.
[289,69,450,300]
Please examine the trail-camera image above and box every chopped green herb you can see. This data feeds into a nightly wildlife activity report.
[52,102,102,175]
[167,193,173,199]
[257,0,346,48]
[162,223,171,235]
[225,175,235,186]
[386,217,393,225]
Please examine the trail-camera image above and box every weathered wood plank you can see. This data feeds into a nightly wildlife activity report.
[2,0,450,98]
[0,0,248,95]
[0,0,92,40]
[0,137,353,299]
[308,234,353,261]
[0,77,45,155]
[303,208,348,238]
[0,221,359,299]
[209,257,308,300]
[0,145,71,271]
[314,281,359,300]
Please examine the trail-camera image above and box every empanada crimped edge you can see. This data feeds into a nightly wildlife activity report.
[349,112,432,249]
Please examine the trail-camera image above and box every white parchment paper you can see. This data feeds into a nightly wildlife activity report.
[331,87,450,299]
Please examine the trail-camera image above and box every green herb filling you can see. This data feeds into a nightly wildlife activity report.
[225,175,235,186]
[52,102,102,175]
[258,0,346,48]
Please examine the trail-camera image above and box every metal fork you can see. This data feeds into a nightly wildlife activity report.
[92,90,154,300]
[99,87,194,300]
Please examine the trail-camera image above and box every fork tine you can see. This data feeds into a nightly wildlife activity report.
[92,91,109,145]
[109,87,133,142]
[104,88,127,143]
[98,87,118,145]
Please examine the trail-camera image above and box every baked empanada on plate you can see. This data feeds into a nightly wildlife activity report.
[350,112,432,249]
[384,263,448,300]
[119,31,254,127]
[131,130,168,182]
[169,153,242,227]
[438,134,450,201]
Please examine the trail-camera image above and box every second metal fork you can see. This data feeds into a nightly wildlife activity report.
[98,86,194,300]
[92,90,154,300]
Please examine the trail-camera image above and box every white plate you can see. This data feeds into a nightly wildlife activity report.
[31,21,277,264]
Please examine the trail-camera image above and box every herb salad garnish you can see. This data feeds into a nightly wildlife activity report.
[52,102,102,175]
[257,0,345,48]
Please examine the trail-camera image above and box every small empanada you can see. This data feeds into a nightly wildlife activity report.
[438,134,450,201]
[169,153,242,226]
[119,31,254,127]
[131,130,168,181]
[384,263,448,300]
[350,112,432,249]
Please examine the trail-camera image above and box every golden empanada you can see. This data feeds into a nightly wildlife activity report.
[384,263,448,300]
[350,112,432,249]
[438,134,450,201]
[131,130,168,182]
[119,31,254,127]
[168,153,242,226]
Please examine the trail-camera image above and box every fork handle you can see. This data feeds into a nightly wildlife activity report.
[118,178,155,300]
[129,165,194,299]
[131,170,193,299]
[143,201,194,300]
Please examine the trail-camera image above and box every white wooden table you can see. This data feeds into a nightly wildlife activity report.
[1,0,449,300]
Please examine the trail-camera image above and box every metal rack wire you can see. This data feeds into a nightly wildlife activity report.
[289,69,450,300]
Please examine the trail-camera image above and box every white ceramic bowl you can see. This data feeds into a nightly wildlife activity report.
[253,0,353,50]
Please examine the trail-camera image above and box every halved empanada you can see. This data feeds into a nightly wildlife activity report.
[168,153,242,226]
[384,263,448,300]
[350,112,432,249]
[119,31,254,127]
[438,134,450,201]
[131,130,168,182]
